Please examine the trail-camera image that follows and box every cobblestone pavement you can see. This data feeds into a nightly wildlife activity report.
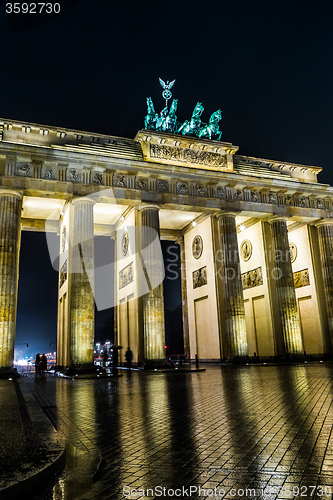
[24,364,333,500]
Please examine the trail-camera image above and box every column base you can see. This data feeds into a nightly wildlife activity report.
[226,356,251,364]
[65,363,98,376]
[143,359,171,370]
[0,367,19,378]
[280,353,306,362]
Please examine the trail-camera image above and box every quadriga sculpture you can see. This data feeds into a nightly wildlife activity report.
[144,94,222,141]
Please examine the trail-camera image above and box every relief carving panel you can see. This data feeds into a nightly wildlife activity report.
[293,268,310,289]
[149,143,229,171]
[119,262,134,289]
[59,260,68,288]
[241,267,263,290]
[193,266,207,289]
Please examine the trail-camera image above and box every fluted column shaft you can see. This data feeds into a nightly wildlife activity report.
[177,237,190,359]
[140,206,165,362]
[317,222,333,344]
[270,219,303,356]
[0,190,22,369]
[217,213,248,357]
[69,199,95,365]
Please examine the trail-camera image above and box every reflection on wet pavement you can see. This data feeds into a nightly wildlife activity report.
[25,365,333,499]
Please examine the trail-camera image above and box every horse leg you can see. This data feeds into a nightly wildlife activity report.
[178,121,186,134]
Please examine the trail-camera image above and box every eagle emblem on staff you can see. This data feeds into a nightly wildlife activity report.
[159,78,175,106]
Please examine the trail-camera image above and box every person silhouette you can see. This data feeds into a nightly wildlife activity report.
[35,353,41,376]
[103,349,109,367]
[125,347,133,369]
[40,353,47,373]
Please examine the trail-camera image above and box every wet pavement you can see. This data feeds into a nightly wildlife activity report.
[0,375,65,499]
[18,364,333,499]
[0,377,36,484]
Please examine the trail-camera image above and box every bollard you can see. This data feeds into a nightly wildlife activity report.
[195,354,199,369]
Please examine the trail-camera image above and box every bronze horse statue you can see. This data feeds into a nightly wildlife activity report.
[161,99,178,133]
[177,102,204,136]
[144,97,157,130]
[198,109,222,140]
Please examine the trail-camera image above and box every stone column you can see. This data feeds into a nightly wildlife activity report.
[138,204,165,364]
[216,212,248,358]
[69,198,95,367]
[270,217,303,356]
[316,220,333,346]
[111,232,118,346]
[176,236,190,360]
[0,189,22,370]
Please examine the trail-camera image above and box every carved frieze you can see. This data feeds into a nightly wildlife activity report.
[285,195,294,206]
[113,174,126,188]
[242,267,263,290]
[193,266,207,289]
[91,172,103,185]
[216,186,226,198]
[67,169,81,182]
[149,143,228,170]
[59,260,68,288]
[317,198,325,209]
[119,262,134,289]
[195,184,207,197]
[299,196,309,208]
[157,179,169,192]
[177,182,188,195]
[251,191,261,203]
[293,268,310,288]
[42,167,55,180]
[234,189,243,201]
[16,163,31,177]
[268,192,278,204]
[136,177,148,190]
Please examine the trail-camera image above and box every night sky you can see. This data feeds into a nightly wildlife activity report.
[5,0,333,356]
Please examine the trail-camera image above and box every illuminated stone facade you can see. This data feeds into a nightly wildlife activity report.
[0,118,332,369]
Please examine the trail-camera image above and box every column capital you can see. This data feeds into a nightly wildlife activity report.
[215,211,238,219]
[175,235,184,246]
[268,216,289,224]
[0,188,22,199]
[314,218,333,227]
[137,203,161,212]
[71,196,96,206]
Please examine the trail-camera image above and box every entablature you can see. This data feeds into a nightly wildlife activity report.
[0,119,332,222]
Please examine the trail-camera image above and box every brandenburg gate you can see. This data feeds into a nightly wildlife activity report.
[0,100,332,370]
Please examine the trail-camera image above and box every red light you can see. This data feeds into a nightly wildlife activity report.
[164,345,167,349]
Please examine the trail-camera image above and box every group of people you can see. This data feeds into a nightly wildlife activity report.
[35,353,48,375]
[102,347,133,369]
